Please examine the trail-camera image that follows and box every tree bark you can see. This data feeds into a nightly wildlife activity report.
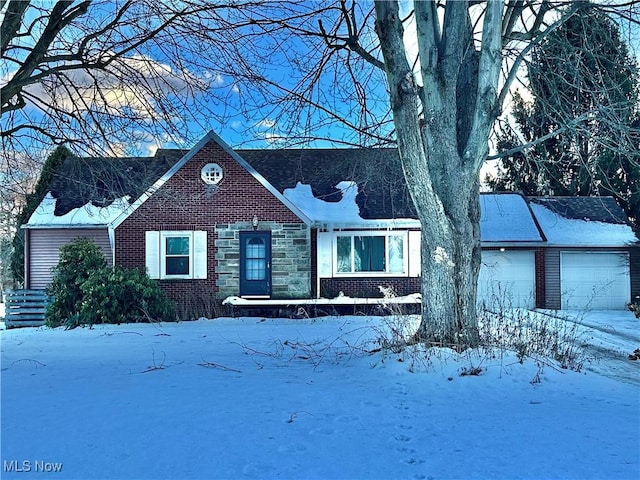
[374,0,483,348]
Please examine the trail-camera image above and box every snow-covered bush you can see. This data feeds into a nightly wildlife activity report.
[46,239,174,328]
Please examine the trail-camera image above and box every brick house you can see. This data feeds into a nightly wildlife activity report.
[23,131,639,316]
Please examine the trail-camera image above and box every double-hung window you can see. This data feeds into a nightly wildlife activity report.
[335,232,406,275]
[145,231,207,280]
[163,233,192,277]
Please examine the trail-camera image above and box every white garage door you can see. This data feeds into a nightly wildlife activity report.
[561,252,630,310]
[478,250,536,309]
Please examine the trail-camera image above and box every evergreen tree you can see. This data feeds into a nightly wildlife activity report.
[490,3,640,225]
[11,145,72,284]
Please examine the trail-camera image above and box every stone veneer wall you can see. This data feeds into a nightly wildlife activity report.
[215,221,311,299]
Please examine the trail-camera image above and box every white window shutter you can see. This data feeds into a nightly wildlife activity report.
[317,232,332,277]
[408,230,421,277]
[193,231,207,279]
[145,231,160,279]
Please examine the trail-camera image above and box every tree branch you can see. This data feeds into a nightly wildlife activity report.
[488,111,592,160]
[0,0,31,57]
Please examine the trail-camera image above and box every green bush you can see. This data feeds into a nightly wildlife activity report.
[46,239,175,328]
[79,266,175,326]
[46,239,107,327]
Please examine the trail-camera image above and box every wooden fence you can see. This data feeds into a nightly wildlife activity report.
[4,290,49,328]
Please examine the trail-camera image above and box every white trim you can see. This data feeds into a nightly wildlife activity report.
[160,231,195,280]
[481,241,548,248]
[193,231,208,279]
[408,230,421,277]
[108,226,116,266]
[22,223,111,229]
[145,231,160,279]
[316,219,421,230]
[316,232,333,278]
[332,231,409,277]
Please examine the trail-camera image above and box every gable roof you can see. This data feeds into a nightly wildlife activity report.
[112,131,314,227]
[25,132,314,228]
[529,197,629,224]
[23,131,637,247]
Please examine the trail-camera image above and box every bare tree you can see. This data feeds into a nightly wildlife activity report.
[2,0,638,344]
[1,0,324,155]
[242,0,638,346]
[374,1,639,345]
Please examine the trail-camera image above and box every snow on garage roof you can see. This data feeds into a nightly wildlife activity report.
[529,201,637,247]
[26,193,131,227]
[480,193,544,243]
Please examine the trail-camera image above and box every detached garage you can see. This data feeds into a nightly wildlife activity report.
[560,252,630,310]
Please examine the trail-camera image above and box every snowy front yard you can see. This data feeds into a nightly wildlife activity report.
[1,311,638,480]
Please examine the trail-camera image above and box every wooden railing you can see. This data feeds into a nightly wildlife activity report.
[4,289,49,328]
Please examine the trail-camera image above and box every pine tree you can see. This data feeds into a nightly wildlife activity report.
[490,4,639,225]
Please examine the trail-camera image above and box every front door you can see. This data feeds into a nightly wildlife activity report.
[239,231,272,297]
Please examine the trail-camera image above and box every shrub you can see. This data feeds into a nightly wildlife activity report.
[79,266,175,325]
[46,238,175,328]
[46,239,107,327]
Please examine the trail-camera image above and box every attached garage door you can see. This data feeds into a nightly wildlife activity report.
[28,229,112,289]
[478,250,536,309]
[560,252,630,310]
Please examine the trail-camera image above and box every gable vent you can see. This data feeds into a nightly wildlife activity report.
[201,163,223,184]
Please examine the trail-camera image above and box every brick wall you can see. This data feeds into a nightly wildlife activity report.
[115,140,307,317]
[320,277,420,298]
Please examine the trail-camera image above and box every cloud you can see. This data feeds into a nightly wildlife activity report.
[255,118,276,129]
[5,54,211,121]
[105,130,186,157]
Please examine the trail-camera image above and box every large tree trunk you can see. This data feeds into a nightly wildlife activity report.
[416,173,481,347]
[374,0,502,347]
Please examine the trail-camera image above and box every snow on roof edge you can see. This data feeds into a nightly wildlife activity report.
[25,193,131,228]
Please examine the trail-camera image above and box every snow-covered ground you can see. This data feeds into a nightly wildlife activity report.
[1,311,638,480]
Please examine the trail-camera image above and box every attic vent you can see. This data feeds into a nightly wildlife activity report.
[201,163,223,185]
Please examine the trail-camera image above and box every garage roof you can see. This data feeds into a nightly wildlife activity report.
[530,197,637,247]
[480,193,545,243]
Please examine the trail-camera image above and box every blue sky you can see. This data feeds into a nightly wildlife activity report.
[1,1,638,160]
[1,1,394,158]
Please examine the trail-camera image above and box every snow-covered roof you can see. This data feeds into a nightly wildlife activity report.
[529,202,637,247]
[24,136,636,247]
[282,181,419,228]
[26,193,130,227]
[283,181,362,223]
[480,193,544,243]
[238,148,415,220]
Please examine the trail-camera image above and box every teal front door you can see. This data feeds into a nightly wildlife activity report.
[239,231,272,297]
